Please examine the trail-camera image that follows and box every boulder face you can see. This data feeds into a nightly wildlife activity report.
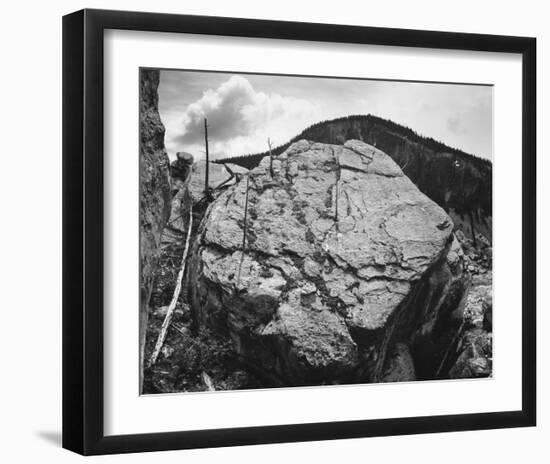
[188,140,459,385]
[139,69,171,388]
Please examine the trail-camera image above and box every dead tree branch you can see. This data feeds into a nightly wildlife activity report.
[204,118,210,194]
[148,204,194,367]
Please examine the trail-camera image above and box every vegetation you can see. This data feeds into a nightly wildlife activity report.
[143,239,243,394]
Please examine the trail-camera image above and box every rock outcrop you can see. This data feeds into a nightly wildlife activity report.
[448,271,493,378]
[139,69,171,389]
[188,140,465,385]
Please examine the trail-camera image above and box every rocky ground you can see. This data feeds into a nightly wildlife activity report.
[142,140,493,394]
[143,238,264,393]
[448,231,493,379]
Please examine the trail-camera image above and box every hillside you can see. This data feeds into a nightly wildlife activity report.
[216,115,492,242]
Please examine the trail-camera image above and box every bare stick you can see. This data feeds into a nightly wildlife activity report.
[149,204,194,367]
[204,118,210,194]
[235,175,250,289]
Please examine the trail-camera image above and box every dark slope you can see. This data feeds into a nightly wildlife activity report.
[217,115,492,242]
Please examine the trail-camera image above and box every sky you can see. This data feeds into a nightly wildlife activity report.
[158,69,493,162]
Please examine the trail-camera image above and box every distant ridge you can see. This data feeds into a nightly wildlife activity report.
[216,114,492,242]
[219,114,490,168]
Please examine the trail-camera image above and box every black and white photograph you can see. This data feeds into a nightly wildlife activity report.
[140,68,493,394]
[0,0,544,460]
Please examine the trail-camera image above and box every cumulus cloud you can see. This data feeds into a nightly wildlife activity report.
[159,71,493,161]
[172,76,318,158]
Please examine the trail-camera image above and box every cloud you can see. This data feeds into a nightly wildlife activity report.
[159,71,492,161]
[170,76,317,158]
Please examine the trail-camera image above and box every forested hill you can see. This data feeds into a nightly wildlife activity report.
[216,115,493,242]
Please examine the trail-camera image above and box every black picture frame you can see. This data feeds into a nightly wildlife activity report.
[62,8,536,456]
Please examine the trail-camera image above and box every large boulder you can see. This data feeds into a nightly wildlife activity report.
[188,140,459,385]
[139,69,171,389]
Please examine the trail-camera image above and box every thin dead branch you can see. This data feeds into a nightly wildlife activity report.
[149,204,194,367]
[204,118,210,194]
[214,163,237,191]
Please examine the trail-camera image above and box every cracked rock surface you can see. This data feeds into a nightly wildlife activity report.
[188,140,456,385]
